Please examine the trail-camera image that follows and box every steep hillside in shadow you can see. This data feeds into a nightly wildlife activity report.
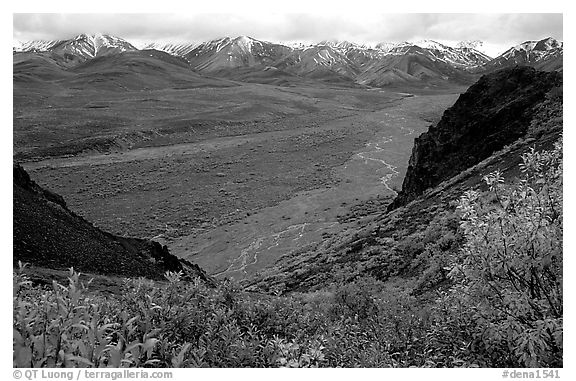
[389,66,562,210]
[13,163,214,285]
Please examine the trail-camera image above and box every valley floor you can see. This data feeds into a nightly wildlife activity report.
[19,83,460,281]
[172,93,458,279]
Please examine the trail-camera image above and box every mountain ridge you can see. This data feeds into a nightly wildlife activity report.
[481,37,563,72]
[14,34,563,87]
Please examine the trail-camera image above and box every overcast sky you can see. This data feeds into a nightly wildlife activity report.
[13,13,563,57]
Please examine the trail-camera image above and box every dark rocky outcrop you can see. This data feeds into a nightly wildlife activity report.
[13,163,214,285]
[389,66,562,210]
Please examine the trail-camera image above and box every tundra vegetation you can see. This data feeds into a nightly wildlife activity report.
[13,140,562,368]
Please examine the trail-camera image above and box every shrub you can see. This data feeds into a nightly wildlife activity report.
[450,139,563,367]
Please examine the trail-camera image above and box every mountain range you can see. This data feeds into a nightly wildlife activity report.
[13,34,563,87]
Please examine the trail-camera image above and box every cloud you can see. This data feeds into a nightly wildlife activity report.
[13,13,563,56]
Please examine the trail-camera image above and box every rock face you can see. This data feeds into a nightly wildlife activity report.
[13,163,214,285]
[389,66,562,210]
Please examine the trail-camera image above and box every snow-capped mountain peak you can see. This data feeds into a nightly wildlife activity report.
[13,39,23,52]
[510,37,561,53]
[318,40,367,50]
[374,42,396,52]
[411,40,451,51]
[231,36,262,52]
[13,39,62,52]
[184,36,293,72]
[457,40,483,50]
[373,39,491,68]
[284,41,312,50]
[140,42,200,57]
[513,40,538,52]
[533,37,563,51]
[484,37,563,71]
[68,33,136,57]
[500,37,563,61]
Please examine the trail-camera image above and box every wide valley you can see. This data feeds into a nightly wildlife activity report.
[19,82,460,280]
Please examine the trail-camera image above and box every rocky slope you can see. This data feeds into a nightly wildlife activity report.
[185,36,293,72]
[385,40,491,69]
[13,39,62,53]
[389,66,562,209]
[142,42,200,57]
[482,37,563,72]
[13,163,214,285]
[273,44,360,82]
[355,50,475,87]
[16,34,138,67]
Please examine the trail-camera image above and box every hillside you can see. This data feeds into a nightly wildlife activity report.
[356,51,476,87]
[274,45,360,81]
[13,162,213,284]
[185,36,293,72]
[66,50,237,90]
[483,37,562,72]
[13,49,238,92]
[13,52,73,82]
[390,66,562,209]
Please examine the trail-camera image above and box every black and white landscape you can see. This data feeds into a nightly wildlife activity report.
[13,13,563,369]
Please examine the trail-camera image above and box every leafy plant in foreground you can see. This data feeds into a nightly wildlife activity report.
[451,139,563,367]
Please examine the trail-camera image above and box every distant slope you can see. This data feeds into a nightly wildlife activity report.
[483,37,563,72]
[274,45,360,84]
[317,40,384,69]
[13,163,214,284]
[356,50,477,87]
[13,49,237,91]
[185,36,293,72]
[13,39,63,53]
[206,65,311,86]
[13,52,72,82]
[534,54,563,72]
[47,33,137,66]
[65,49,237,90]
[389,66,562,209]
[142,42,200,57]
[386,40,491,69]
